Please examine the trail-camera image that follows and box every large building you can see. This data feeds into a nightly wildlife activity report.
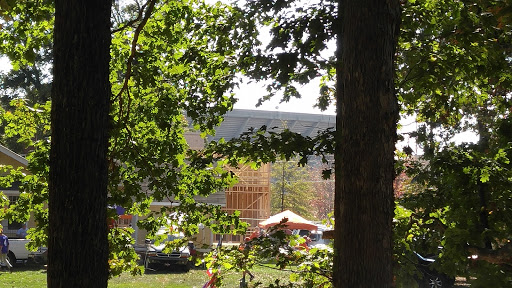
[206,109,335,142]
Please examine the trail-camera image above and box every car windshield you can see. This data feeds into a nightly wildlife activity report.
[165,234,183,242]
[310,233,321,241]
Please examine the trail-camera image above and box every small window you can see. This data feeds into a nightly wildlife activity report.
[8,196,19,204]
[9,221,23,231]
[214,234,241,243]
[114,218,131,227]
[7,196,23,230]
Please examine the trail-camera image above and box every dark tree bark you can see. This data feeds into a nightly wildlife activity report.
[334,1,400,287]
[48,1,111,287]
[476,114,492,250]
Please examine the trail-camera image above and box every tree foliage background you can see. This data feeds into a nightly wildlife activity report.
[0,0,257,279]
[395,0,512,286]
[0,0,511,287]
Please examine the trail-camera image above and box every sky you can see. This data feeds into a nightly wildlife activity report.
[0,57,8,73]
[232,78,336,115]
[0,55,334,115]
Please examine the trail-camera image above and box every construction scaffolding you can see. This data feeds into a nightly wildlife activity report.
[222,163,271,242]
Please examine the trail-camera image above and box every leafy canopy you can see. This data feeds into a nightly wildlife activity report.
[0,0,260,277]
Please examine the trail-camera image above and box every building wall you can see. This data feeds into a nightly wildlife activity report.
[0,145,35,238]
[223,163,271,242]
[129,163,271,246]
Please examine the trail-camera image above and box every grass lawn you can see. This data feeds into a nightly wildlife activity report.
[0,264,293,288]
[0,264,473,287]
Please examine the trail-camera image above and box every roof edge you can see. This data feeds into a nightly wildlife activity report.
[0,144,28,167]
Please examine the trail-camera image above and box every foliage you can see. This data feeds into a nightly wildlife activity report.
[398,0,512,127]
[109,227,143,277]
[203,223,333,288]
[393,204,421,288]
[0,99,50,250]
[236,0,337,111]
[0,0,510,286]
[397,145,512,286]
[231,0,512,286]
[0,0,54,70]
[395,0,512,286]
[0,0,257,278]
[202,126,336,177]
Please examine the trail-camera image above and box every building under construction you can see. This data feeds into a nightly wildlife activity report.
[196,109,335,244]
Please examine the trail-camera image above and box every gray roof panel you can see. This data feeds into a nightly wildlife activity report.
[190,109,336,142]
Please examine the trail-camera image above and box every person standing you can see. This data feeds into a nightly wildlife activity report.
[241,237,254,282]
[16,224,28,239]
[248,227,261,240]
[0,228,13,272]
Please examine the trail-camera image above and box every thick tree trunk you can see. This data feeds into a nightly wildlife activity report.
[334,1,400,287]
[48,1,111,287]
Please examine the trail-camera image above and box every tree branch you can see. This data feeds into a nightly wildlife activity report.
[113,0,157,115]
[467,242,512,266]
[111,1,147,34]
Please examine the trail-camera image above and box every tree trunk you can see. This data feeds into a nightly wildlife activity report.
[476,113,492,250]
[334,1,400,287]
[48,1,111,287]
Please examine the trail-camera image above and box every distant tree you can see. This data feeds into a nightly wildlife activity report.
[0,2,52,154]
[270,160,315,219]
[0,48,52,108]
[308,163,334,221]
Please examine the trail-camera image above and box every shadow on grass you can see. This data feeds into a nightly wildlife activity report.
[143,264,193,275]
[2,261,47,273]
[6,262,208,275]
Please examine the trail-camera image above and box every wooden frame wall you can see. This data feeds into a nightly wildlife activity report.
[223,163,271,241]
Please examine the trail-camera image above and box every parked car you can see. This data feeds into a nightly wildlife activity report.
[293,226,332,249]
[0,238,46,267]
[135,231,192,272]
[414,251,455,288]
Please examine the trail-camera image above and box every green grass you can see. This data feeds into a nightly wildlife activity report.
[0,264,292,288]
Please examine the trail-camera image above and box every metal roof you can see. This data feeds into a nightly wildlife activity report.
[203,109,336,142]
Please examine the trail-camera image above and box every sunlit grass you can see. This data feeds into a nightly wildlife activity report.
[0,264,471,287]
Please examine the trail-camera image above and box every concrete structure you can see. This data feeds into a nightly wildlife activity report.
[205,109,335,142]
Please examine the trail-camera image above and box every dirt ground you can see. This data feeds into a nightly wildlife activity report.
[454,276,471,287]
